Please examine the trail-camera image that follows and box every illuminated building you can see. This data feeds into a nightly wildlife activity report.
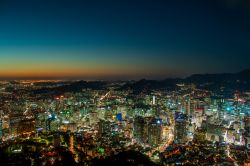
[122,119,133,138]
[187,122,195,141]
[224,129,236,144]
[142,117,152,143]
[184,99,191,116]
[2,115,9,129]
[98,119,115,136]
[148,118,162,146]
[206,124,223,142]
[133,116,162,146]
[174,120,187,144]
[183,99,197,116]
[17,119,35,134]
[9,113,23,136]
[217,99,224,120]
[116,113,122,122]
[133,116,144,143]
[69,134,75,154]
[174,112,188,144]
[46,113,58,131]
[153,96,156,105]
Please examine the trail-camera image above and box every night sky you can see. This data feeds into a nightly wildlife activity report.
[0,0,249,80]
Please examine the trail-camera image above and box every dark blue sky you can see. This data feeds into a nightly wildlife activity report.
[0,0,249,79]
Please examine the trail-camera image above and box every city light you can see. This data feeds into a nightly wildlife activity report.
[0,0,249,165]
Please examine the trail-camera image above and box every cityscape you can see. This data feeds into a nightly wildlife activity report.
[0,0,250,165]
[0,73,249,165]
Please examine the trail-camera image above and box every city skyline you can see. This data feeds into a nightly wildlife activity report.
[0,1,250,165]
[0,0,250,79]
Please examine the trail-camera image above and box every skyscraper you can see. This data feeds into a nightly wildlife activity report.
[148,118,162,146]
[174,112,188,144]
[133,116,145,143]
[153,96,156,105]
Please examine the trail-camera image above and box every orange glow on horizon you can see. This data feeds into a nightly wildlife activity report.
[0,67,167,79]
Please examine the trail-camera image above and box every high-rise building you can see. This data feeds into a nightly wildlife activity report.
[143,117,153,143]
[175,120,187,144]
[217,99,224,120]
[133,116,145,143]
[148,118,162,146]
[153,96,156,105]
[133,116,162,146]
[98,119,115,136]
[9,113,23,136]
[183,99,191,116]
[174,112,188,144]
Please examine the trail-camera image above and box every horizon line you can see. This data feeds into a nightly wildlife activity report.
[0,69,249,81]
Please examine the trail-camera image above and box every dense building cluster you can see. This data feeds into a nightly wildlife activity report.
[0,80,249,165]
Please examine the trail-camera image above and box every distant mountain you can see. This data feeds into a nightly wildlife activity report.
[30,69,250,96]
[120,69,250,94]
[185,73,234,84]
[185,69,250,92]
[238,69,250,78]
[120,78,182,94]
[186,69,250,83]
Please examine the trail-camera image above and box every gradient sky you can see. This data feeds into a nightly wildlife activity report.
[0,0,250,79]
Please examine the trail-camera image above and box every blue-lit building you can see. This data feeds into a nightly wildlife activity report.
[116,113,122,122]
